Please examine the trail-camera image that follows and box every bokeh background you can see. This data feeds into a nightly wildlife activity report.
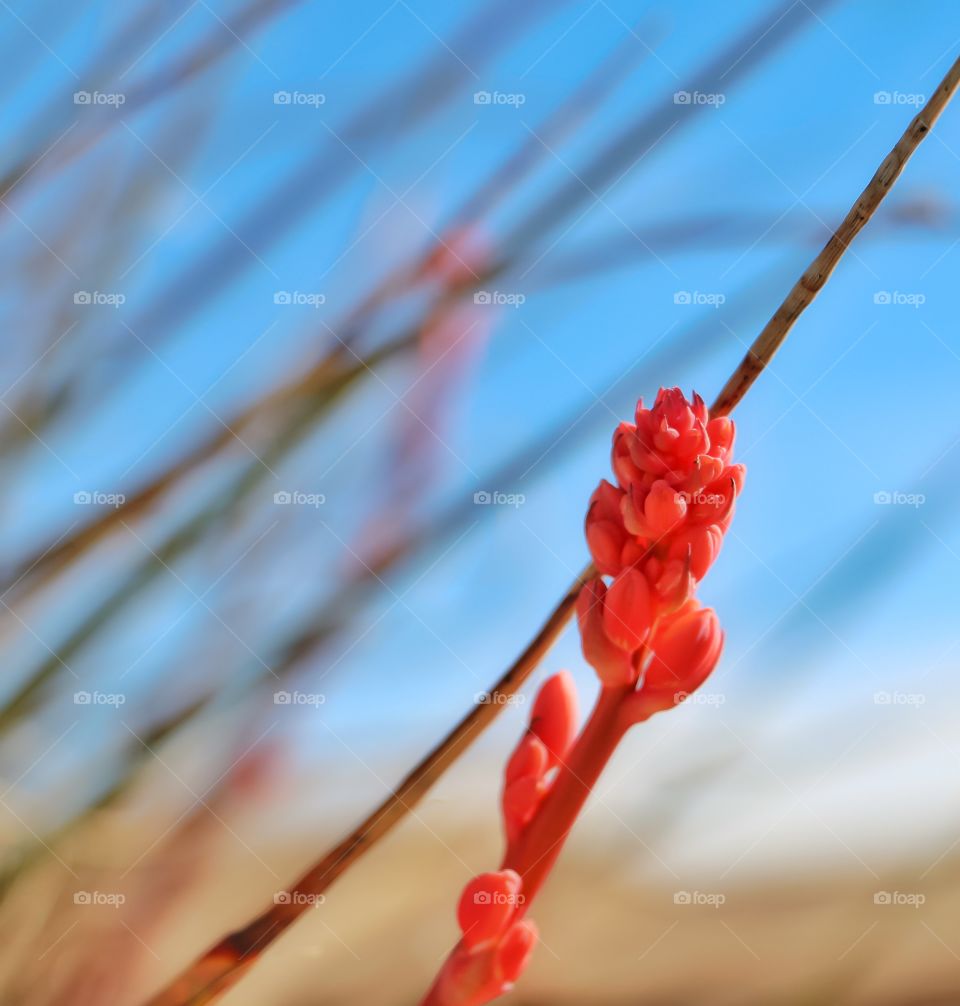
[2,1,960,1003]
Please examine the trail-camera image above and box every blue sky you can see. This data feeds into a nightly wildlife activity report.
[3,0,960,817]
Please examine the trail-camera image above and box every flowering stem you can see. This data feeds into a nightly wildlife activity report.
[505,684,630,906]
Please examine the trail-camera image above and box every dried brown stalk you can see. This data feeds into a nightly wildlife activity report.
[141,51,960,1006]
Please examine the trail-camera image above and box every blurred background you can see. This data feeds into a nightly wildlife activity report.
[2,1,960,1003]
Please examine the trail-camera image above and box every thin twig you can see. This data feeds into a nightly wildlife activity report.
[140,50,960,1006]
[712,54,960,416]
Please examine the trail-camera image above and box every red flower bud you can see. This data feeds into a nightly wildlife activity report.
[585,480,629,575]
[642,603,723,704]
[457,871,523,950]
[602,568,654,653]
[528,671,578,767]
[576,578,635,686]
[668,524,723,580]
[643,479,687,536]
[494,919,537,986]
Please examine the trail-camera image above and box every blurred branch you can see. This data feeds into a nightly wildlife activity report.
[0,0,302,200]
[0,18,648,601]
[138,48,960,1006]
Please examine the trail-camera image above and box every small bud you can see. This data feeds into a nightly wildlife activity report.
[668,524,723,580]
[458,871,523,950]
[528,671,578,766]
[586,480,629,575]
[504,734,549,786]
[577,579,635,686]
[503,775,549,843]
[602,568,654,652]
[642,604,723,704]
[494,919,538,985]
[643,479,687,536]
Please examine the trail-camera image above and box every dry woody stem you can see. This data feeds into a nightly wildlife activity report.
[143,51,960,1006]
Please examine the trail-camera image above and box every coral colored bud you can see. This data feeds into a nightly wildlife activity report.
[503,775,549,843]
[644,479,687,536]
[529,672,578,767]
[494,920,538,985]
[612,424,644,488]
[576,579,635,686]
[603,568,654,651]
[689,475,737,528]
[728,462,746,495]
[642,604,723,702]
[649,552,695,613]
[457,871,523,950]
[707,415,735,458]
[668,524,723,581]
[504,734,549,786]
[586,480,629,575]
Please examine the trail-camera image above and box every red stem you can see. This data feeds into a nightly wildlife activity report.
[505,683,631,907]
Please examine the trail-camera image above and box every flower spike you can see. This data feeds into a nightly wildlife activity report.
[423,389,742,1005]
